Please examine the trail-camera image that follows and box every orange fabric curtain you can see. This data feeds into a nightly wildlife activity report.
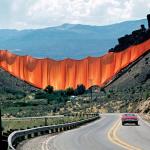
[0,39,150,90]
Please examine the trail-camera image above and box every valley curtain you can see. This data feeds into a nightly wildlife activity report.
[0,39,150,90]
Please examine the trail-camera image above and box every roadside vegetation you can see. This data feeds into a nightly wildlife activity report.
[1,83,87,118]
[2,116,87,132]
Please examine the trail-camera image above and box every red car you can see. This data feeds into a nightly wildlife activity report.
[121,113,139,126]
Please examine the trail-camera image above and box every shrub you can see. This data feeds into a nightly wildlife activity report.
[75,84,86,95]
[44,85,54,94]
[65,87,74,96]
[35,91,47,99]
[100,88,106,93]
[143,91,149,100]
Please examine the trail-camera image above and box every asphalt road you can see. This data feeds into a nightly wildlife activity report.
[45,114,123,150]
[19,114,150,150]
[117,115,150,150]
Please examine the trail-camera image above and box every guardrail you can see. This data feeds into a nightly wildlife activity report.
[8,113,100,150]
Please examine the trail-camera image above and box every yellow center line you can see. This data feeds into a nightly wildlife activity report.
[107,118,142,150]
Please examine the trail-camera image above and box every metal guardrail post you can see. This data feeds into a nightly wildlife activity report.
[45,130,49,134]
[34,132,38,137]
[0,108,2,149]
[27,134,32,139]
[51,128,54,133]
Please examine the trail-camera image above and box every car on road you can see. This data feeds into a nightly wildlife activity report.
[121,113,139,126]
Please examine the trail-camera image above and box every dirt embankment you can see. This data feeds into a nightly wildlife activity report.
[136,97,150,121]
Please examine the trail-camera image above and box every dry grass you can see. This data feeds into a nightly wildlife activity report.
[2,116,86,132]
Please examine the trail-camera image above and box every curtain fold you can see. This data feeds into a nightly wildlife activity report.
[0,39,150,90]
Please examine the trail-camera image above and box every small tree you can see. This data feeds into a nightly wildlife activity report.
[65,87,74,96]
[143,91,149,100]
[44,85,54,94]
[100,87,106,93]
[75,84,86,95]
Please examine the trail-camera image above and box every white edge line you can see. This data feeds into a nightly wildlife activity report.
[138,114,150,127]
[42,116,106,150]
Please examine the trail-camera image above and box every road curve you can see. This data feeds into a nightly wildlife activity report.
[18,114,150,150]
[42,114,123,150]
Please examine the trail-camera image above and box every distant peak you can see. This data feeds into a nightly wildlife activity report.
[60,23,78,28]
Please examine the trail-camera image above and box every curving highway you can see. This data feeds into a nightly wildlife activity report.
[19,114,150,150]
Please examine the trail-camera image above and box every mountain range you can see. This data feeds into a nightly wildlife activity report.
[0,19,147,59]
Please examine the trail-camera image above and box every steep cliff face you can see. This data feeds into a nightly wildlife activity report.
[105,52,150,90]
[136,98,150,121]
[102,51,150,113]
[136,98,150,114]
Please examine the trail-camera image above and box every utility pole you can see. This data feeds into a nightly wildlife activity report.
[91,87,92,103]
[89,79,93,112]
[0,106,2,149]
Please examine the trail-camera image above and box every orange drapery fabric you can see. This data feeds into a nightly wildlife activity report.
[0,39,150,90]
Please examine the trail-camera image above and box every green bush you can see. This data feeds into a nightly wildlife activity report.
[44,85,54,94]
[143,91,149,100]
[45,90,69,105]
[65,87,74,96]
[34,91,47,99]
[75,84,86,95]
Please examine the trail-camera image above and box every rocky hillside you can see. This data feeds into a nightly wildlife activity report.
[103,51,150,103]
[0,69,37,93]
[136,98,150,114]
[64,51,150,114]
[105,51,150,90]
[103,51,150,113]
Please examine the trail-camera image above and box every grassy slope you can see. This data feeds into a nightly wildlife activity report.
[0,68,70,117]
[0,68,37,94]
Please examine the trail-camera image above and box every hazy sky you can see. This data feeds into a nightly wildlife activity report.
[0,0,150,29]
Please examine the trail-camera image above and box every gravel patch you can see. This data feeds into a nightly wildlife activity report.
[17,135,53,150]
